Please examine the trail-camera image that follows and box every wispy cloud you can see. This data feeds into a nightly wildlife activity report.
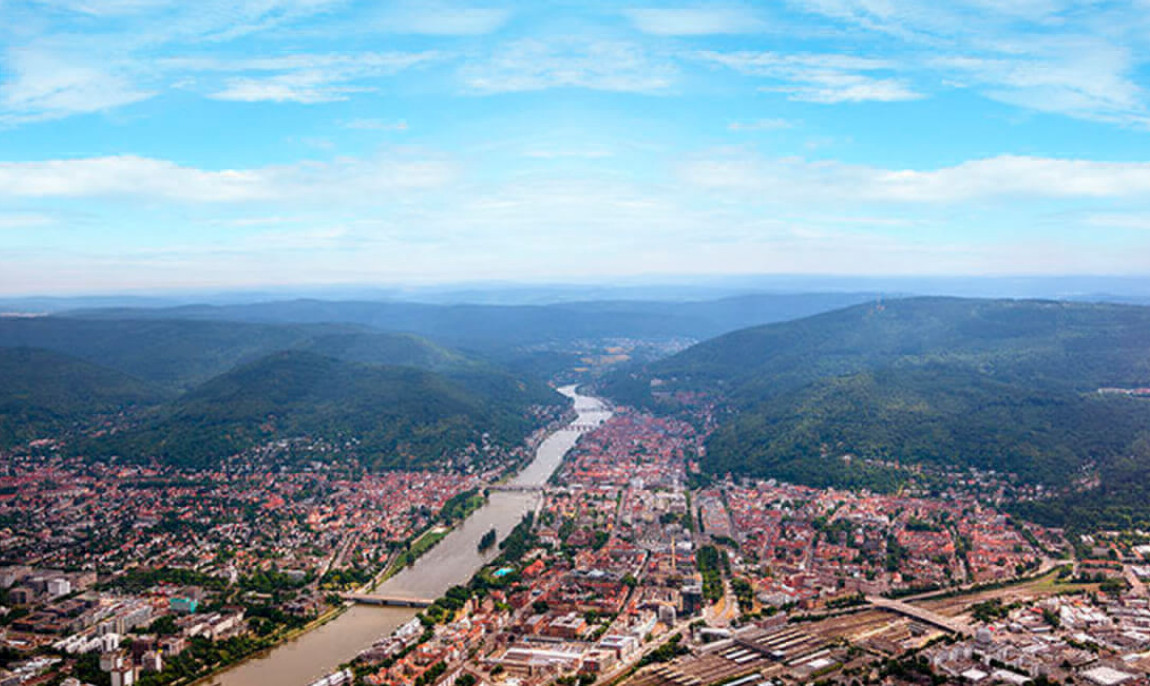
[460,39,676,94]
[696,51,922,103]
[0,48,157,123]
[176,52,441,103]
[933,39,1150,127]
[373,4,511,36]
[0,1,442,121]
[0,153,457,203]
[625,8,767,36]
[680,152,1150,203]
[790,0,1150,126]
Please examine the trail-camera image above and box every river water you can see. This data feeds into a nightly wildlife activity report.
[202,385,609,686]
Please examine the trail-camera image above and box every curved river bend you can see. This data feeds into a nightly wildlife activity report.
[202,386,610,686]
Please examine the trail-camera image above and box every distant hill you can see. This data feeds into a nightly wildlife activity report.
[0,318,563,470]
[602,298,1150,528]
[0,317,335,389]
[614,297,1150,399]
[0,348,167,448]
[301,331,467,370]
[62,292,884,348]
[0,318,485,390]
[76,350,558,471]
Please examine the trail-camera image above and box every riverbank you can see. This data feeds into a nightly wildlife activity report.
[192,490,488,686]
[188,603,349,686]
[369,489,489,589]
[202,385,607,686]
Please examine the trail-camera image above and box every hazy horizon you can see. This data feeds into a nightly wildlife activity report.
[7,273,1150,311]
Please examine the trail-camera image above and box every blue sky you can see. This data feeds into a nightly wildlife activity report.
[2,0,1150,294]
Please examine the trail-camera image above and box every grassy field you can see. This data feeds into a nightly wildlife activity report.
[371,525,453,586]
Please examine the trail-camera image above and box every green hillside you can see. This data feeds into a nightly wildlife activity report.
[301,331,467,370]
[616,297,1150,400]
[81,350,559,470]
[0,347,167,447]
[0,317,333,389]
[0,317,501,388]
[0,318,563,470]
[603,298,1150,528]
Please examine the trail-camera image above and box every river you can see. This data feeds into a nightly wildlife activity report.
[201,385,610,686]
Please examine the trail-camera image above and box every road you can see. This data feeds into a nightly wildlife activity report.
[866,595,973,637]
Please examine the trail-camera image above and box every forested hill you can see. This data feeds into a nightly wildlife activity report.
[610,297,1150,401]
[0,318,564,469]
[0,347,168,447]
[0,317,467,390]
[601,298,1150,528]
[78,351,556,471]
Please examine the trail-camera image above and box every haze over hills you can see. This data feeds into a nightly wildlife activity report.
[601,297,1150,528]
[7,275,1150,312]
[0,317,563,467]
[59,292,886,349]
[75,350,556,471]
[0,289,921,473]
[8,291,1150,529]
[0,318,482,390]
[0,347,167,448]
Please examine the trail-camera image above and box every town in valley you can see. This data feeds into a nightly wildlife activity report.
[4,387,1150,686]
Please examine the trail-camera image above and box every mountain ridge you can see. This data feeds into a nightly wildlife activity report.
[600,297,1150,527]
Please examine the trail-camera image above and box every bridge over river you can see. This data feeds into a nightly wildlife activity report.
[341,593,435,608]
[202,385,612,686]
[486,483,544,492]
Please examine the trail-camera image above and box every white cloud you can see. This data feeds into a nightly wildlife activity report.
[175,0,352,43]
[200,52,440,103]
[460,39,676,94]
[1,48,157,123]
[0,153,457,203]
[789,0,1150,126]
[680,153,1150,204]
[766,74,919,103]
[934,39,1149,127]
[378,5,511,35]
[0,1,426,122]
[697,50,922,103]
[791,0,1086,40]
[625,8,767,35]
[213,73,364,103]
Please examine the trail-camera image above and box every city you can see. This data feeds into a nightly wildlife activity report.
[5,1,1150,685]
[5,388,1150,686]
